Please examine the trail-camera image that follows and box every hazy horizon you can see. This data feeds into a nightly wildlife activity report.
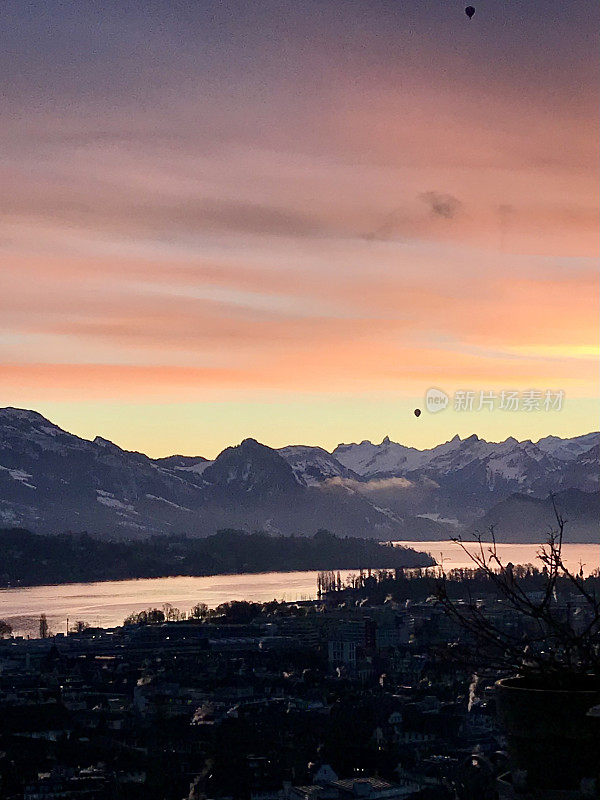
[2,404,597,460]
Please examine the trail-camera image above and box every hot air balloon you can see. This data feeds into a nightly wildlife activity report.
[414,408,421,418]
[465,6,476,19]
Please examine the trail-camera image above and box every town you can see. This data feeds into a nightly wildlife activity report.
[3,565,598,800]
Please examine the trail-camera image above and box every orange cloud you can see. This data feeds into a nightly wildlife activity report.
[0,0,596,423]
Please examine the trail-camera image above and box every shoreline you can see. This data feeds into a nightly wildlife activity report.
[1,537,598,592]
[0,562,429,593]
[3,541,598,636]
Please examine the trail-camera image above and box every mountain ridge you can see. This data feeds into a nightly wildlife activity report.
[0,407,597,542]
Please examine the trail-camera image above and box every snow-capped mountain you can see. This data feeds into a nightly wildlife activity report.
[0,407,209,535]
[278,445,362,486]
[332,436,422,477]
[332,432,598,496]
[154,454,213,473]
[204,439,299,495]
[558,444,600,495]
[0,407,597,541]
[407,434,568,493]
[536,432,599,461]
[0,410,415,540]
[330,431,598,535]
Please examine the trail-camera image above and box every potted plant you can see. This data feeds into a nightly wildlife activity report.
[436,500,600,794]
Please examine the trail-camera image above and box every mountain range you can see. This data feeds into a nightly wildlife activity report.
[0,407,597,542]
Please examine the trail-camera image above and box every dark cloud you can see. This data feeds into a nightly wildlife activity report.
[364,192,463,241]
[419,191,462,219]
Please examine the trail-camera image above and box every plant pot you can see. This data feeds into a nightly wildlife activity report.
[496,676,600,791]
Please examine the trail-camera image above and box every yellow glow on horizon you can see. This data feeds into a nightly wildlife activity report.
[13,396,599,460]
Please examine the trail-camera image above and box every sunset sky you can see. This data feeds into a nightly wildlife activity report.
[1,0,597,457]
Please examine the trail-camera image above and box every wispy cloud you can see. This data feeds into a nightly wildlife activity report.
[325,477,415,493]
[0,0,596,445]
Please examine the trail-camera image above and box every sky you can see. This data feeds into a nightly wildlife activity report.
[0,0,598,457]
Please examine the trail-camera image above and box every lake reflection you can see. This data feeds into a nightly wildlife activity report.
[1,540,598,636]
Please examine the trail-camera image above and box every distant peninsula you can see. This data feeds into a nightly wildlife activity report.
[0,528,435,588]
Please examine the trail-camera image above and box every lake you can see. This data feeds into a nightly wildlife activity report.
[404,540,600,576]
[1,540,598,636]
